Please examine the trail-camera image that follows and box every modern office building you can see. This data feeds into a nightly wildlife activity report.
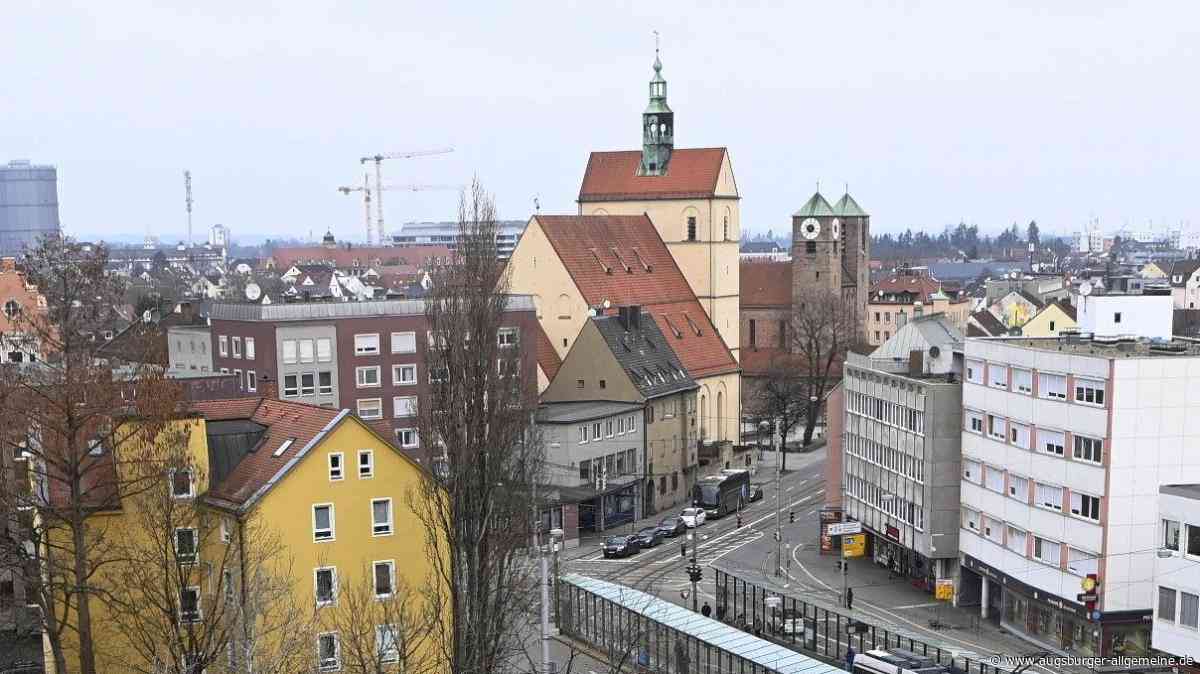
[841,314,964,586]
[1152,484,1200,663]
[958,335,1200,657]
[390,220,526,259]
[0,160,60,256]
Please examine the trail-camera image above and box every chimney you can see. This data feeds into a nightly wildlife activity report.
[628,305,641,331]
[908,349,924,377]
[178,301,195,323]
[259,373,278,400]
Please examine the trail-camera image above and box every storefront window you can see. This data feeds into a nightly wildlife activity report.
[1105,623,1151,657]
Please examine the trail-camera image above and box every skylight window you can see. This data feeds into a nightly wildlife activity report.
[273,438,296,457]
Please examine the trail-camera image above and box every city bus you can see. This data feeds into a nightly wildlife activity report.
[852,649,950,674]
[693,469,750,518]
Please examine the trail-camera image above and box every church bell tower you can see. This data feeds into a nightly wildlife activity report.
[640,49,674,176]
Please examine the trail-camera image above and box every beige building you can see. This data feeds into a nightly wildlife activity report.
[575,52,741,363]
[542,308,699,514]
[865,268,971,347]
[507,214,740,446]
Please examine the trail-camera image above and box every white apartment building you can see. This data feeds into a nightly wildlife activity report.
[959,336,1200,658]
[1153,484,1200,662]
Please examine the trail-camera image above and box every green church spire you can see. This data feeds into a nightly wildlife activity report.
[640,41,673,176]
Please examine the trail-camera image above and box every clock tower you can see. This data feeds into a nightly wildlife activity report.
[639,49,673,176]
[791,191,843,305]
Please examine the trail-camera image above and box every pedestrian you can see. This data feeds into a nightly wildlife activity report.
[716,604,727,622]
[846,587,854,610]
[845,646,856,672]
[701,602,712,618]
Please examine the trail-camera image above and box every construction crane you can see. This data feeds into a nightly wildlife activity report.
[359,147,454,245]
[337,177,459,246]
[183,170,193,246]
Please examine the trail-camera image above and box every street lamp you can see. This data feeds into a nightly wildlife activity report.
[758,419,770,461]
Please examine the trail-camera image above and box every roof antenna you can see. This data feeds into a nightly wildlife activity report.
[653,30,660,57]
[816,180,821,194]
[534,195,540,213]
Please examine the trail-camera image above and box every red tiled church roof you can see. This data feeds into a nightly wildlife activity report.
[578,148,728,202]
[533,214,737,379]
[740,260,792,308]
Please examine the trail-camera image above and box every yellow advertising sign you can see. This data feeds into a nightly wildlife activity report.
[935,579,954,601]
[842,534,866,558]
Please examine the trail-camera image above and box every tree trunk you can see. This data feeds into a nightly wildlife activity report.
[803,399,820,447]
[778,427,787,472]
[72,520,96,674]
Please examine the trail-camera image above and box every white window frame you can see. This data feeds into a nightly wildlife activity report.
[1013,367,1033,395]
[396,427,418,448]
[987,414,1007,441]
[1070,491,1101,522]
[313,503,335,542]
[376,625,400,663]
[1007,525,1028,555]
[1075,378,1106,407]
[245,336,255,359]
[318,370,334,395]
[1039,372,1067,400]
[317,632,341,672]
[989,363,1008,389]
[1033,536,1061,566]
[1067,547,1099,576]
[1039,428,1065,456]
[1073,434,1103,464]
[314,566,337,606]
[246,370,257,392]
[371,498,394,537]
[982,515,1003,544]
[392,363,417,386]
[963,459,981,484]
[180,586,203,623]
[966,410,984,434]
[356,365,382,388]
[1161,586,1178,623]
[393,395,418,418]
[357,398,383,420]
[962,507,980,532]
[317,337,333,362]
[283,373,299,397]
[1009,422,1030,450]
[299,339,315,364]
[220,517,232,544]
[1008,474,1029,501]
[301,372,316,396]
[373,560,396,598]
[498,327,519,347]
[170,468,194,499]
[174,527,199,565]
[355,333,380,356]
[391,331,417,354]
[965,359,983,384]
[282,339,297,364]
[1035,482,1063,511]
[579,425,588,444]
[984,465,1005,493]
[358,450,374,479]
[219,335,229,357]
[232,336,242,358]
[328,452,344,481]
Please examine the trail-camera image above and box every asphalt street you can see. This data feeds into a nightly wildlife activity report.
[557,447,1078,674]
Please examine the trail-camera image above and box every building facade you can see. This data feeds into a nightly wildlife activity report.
[0,160,59,257]
[0,256,46,363]
[865,267,971,347]
[1152,484,1200,663]
[958,336,1200,657]
[842,316,964,586]
[390,221,526,259]
[167,325,214,374]
[206,298,537,448]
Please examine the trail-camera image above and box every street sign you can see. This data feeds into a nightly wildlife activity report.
[842,534,866,558]
[935,579,954,601]
[828,521,862,536]
[1077,593,1099,602]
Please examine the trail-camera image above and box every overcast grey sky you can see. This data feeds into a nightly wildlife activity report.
[4,1,1198,243]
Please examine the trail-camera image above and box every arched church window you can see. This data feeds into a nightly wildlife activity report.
[687,217,697,242]
[723,216,729,241]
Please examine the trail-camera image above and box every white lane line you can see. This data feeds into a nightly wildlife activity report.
[892,602,941,610]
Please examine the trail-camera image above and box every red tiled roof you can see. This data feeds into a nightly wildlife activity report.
[740,261,792,308]
[273,245,452,271]
[191,397,343,507]
[534,214,738,379]
[870,275,942,302]
[534,322,561,382]
[578,148,728,202]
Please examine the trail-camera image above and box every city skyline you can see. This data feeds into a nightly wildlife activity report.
[4,3,1198,242]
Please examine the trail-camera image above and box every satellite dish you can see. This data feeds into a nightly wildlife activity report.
[929,345,941,358]
[603,299,611,309]
[1079,282,1093,297]
[588,308,598,317]
[245,282,262,301]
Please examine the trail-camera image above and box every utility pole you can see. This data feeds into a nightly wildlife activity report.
[686,531,701,612]
[775,418,783,576]
[532,485,551,674]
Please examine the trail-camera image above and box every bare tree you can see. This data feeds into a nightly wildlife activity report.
[752,354,811,472]
[99,450,317,674]
[0,237,188,674]
[550,584,665,674]
[788,285,862,449]
[319,562,437,674]
[409,179,542,674]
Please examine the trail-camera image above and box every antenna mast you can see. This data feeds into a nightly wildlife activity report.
[184,170,194,245]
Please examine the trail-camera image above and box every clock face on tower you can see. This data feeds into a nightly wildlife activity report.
[831,218,841,240]
[801,218,821,240]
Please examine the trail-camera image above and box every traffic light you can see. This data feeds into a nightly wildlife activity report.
[687,564,703,583]
[789,511,795,523]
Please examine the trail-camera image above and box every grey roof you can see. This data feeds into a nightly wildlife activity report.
[561,574,843,674]
[537,401,644,424]
[1169,259,1200,287]
[1161,484,1200,500]
[968,310,1007,336]
[872,314,962,360]
[209,295,535,322]
[792,192,835,217]
[740,240,784,253]
[593,311,697,400]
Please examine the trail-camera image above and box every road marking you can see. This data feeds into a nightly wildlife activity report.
[892,602,941,610]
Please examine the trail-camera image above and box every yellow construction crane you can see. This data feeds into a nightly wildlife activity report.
[337,176,459,245]
[359,147,454,245]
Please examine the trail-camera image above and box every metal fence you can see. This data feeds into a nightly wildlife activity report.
[714,569,1009,674]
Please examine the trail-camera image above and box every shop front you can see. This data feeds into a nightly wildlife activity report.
[964,555,1150,657]
[864,523,937,592]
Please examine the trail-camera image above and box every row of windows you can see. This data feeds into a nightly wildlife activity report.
[578,415,639,444]
[284,371,333,397]
[1158,587,1200,630]
[962,460,1102,522]
[961,508,1098,574]
[356,396,417,420]
[283,337,333,364]
[964,409,1104,465]
[844,434,926,483]
[328,450,376,481]
[217,335,256,360]
[311,499,393,542]
[316,626,403,670]
[1161,518,1200,557]
[217,367,258,393]
[579,450,638,480]
[845,390,926,434]
[844,474,925,530]
[353,328,518,357]
[964,359,1106,406]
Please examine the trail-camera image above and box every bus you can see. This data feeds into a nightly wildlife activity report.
[852,649,950,674]
[693,470,750,518]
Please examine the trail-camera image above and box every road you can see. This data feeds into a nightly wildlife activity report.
[557,446,1072,674]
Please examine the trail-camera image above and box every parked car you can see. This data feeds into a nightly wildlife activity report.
[634,527,663,548]
[680,507,707,528]
[748,484,764,502]
[602,535,641,558]
[656,516,686,538]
